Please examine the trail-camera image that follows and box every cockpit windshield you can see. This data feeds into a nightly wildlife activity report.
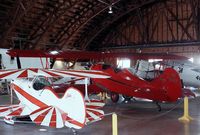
[33,76,51,90]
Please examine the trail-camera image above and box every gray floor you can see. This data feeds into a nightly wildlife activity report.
[0,95,200,135]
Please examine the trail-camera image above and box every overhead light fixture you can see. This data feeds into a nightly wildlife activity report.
[49,50,59,55]
[108,6,113,14]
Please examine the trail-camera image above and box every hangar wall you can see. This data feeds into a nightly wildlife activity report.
[88,0,200,57]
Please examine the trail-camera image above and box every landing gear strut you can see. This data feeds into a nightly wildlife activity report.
[155,102,161,112]
[122,95,132,102]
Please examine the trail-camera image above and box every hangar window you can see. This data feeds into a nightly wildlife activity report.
[117,58,130,68]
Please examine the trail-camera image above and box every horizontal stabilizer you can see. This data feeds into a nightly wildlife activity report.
[85,100,105,123]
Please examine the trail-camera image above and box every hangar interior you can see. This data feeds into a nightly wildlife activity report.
[0,0,200,135]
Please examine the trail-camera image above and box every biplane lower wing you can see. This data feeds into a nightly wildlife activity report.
[0,104,28,117]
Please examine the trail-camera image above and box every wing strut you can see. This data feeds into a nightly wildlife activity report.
[16,55,21,69]
[84,78,90,101]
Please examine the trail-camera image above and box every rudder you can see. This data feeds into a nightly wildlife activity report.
[151,68,182,102]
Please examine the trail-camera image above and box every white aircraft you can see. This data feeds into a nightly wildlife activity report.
[133,60,200,88]
[0,68,109,129]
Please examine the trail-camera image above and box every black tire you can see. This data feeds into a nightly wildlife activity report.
[110,92,119,103]
[122,95,132,101]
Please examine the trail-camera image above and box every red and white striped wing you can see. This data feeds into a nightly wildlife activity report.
[52,69,110,78]
[0,68,109,79]
[0,68,59,79]
[85,100,105,123]
[0,104,25,117]
[30,106,66,128]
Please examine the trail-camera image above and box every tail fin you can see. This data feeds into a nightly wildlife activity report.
[151,68,182,102]
[63,87,86,129]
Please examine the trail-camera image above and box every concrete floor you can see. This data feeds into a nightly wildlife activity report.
[0,95,200,135]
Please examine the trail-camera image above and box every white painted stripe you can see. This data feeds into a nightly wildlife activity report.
[86,108,104,114]
[49,71,77,78]
[55,108,64,128]
[41,107,54,127]
[86,102,105,107]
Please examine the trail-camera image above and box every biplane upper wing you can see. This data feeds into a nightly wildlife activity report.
[0,68,110,79]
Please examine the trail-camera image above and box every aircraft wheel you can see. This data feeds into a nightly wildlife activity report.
[122,95,132,101]
[110,92,119,103]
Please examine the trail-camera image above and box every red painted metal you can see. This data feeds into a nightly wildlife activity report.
[91,64,182,102]
[7,49,188,60]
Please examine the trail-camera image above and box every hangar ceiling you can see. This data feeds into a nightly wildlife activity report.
[0,0,199,53]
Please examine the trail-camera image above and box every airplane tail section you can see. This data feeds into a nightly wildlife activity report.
[30,87,86,129]
[63,87,86,129]
[151,68,182,102]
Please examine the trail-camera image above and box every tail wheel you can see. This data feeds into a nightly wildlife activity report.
[110,92,119,103]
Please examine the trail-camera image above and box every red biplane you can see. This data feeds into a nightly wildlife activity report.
[91,64,182,104]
